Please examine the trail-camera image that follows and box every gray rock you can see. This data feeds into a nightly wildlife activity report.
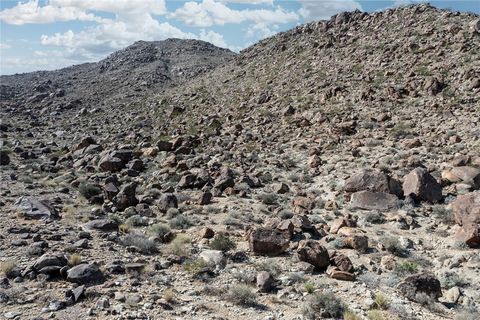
[83,219,118,232]
[67,263,105,285]
[403,168,442,203]
[350,191,399,211]
[15,197,59,220]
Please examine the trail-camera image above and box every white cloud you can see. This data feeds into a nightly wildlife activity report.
[0,42,12,49]
[298,0,362,22]
[0,0,107,25]
[198,29,228,48]
[246,23,278,38]
[171,0,299,27]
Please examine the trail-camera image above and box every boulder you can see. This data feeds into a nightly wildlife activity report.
[112,182,138,211]
[158,193,178,213]
[296,240,329,269]
[98,155,124,172]
[248,227,290,256]
[0,150,10,165]
[344,170,402,197]
[350,191,399,211]
[403,168,442,203]
[452,191,480,247]
[397,273,442,302]
[15,197,59,220]
[449,167,480,189]
[256,271,275,292]
[67,264,104,285]
[32,253,68,273]
[344,235,368,252]
[83,219,118,232]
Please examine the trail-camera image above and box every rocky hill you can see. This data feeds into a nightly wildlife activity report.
[0,38,235,114]
[0,4,480,320]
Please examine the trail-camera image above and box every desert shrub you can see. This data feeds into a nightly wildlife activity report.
[372,292,390,310]
[149,223,170,238]
[125,215,148,227]
[166,208,180,219]
[256,258,281,276]
[367,310,388,320]
[169,214,194,229]
[278,209,294,219]
[304,282,316,294]
[118,223,131,234]
[432,205,455,225]
[209,234,236,252]
[202,285,226,296]
[395,261,418,275]
[303,292,345,320]
[224,284,257,307]
[344,310,362,320]
[122,233,157,254]
[379,236,408,257]
[439,271,468,289]
[163,288,176,303]
[68,254,82,266]
[0,261,17,278]
[78,182,102,199]
[365,211,385,224]
[168,234,191,256]
[183,258,208,276]
[257,192,278,205]
[455,307,480,320]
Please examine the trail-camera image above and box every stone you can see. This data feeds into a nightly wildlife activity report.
[157,140,173,151]
[397,273,442,302]
[32,253,68,273]
[403,168,442,203]
[98,155,124,172]
[344,170,402,197]
[296,240,329,269]
[452,191,480,247]
[330,253,354,273]
[83,219,118,232]
[67,264,105,285]
[112,182,139,211]
[158,193,178,213]
[449,167,480,189]
[328,268,355,281]
[344,235,368,252]
[308,154,322,168]
[380,255,396,270]
[350,191,399,211]
[248,227,290,256]
[256,271,275,292]
[15,197,59,220]
[274,182,290,194]
[199,227,214,239]
[198,191,212,205]
[0,150,10,165]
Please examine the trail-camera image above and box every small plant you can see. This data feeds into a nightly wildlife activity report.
[119,223,131,234]
[163,288,176,303]
[365,211,385,224]
[379,236,408,257]
[303,291,345,320]
[224,284,257,307]
[256,258,281,276]
[168,234,191,256]
[183,258,208,275]
[455,307,480,320]
[0,261,17,278]
[78,182,102,199]
[395,261,418,275]
[304,282,316,294]
[372,292,390,310]
[256,192,278,205]
[148,223,170,238]
[169,214,194,229]
[209,234,236,252]
[344,310,362,320]
[68,254,82,266]
[390,121,411,138]
[439,271,468,289]
[122,233,157,254]
[432,205,455,225]
[367,310,388,320]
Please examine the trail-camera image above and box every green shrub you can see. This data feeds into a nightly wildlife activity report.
[303,292,345,319]
[373,292,390,310]
[149,223,171,238]
[169,214,194,229]
[224,284,257,307]
[257,192,278,205]
[379,236,408,257]
[78,182,102,199]
[395,261,418,275]
[209,234,236,252]
[122,233,157,254]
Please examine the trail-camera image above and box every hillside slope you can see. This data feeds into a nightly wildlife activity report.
[1,4,480,320]
[0,38,235,113]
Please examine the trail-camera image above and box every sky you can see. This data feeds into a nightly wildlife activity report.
[0,0,479,75]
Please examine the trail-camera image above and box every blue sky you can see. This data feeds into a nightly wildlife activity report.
[1,0,479,75]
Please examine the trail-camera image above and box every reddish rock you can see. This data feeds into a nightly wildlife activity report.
[248,227,290,256]
[403,168,442,203]
[452,191,480,247]
[296,240,329,269]
[397,273,442,302]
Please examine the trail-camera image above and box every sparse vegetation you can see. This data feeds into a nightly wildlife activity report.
[78,182,102,199]
[224,284,257,307]
[372,292,390,310]
[379,236,408,257]
[68,254,82,266]
[148,223,170,238]
[1,261,17,278]
[122,233,157,254]
[303,292,345,320]
[209,234,236,252]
